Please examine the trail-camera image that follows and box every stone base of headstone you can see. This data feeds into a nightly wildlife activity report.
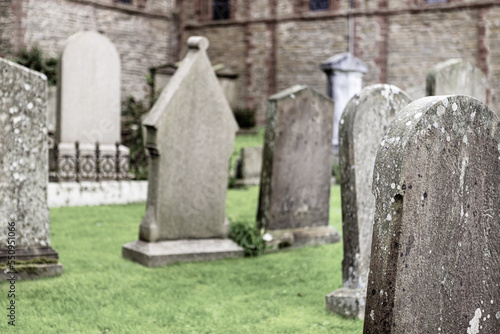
[0,264,64,281]
[122,239,245,267]
[266,226,340,251]
[0,246,63,280]
[233,177,260,187]
[325,287,366,319]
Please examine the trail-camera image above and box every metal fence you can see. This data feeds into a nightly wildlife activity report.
[49,142,131,182]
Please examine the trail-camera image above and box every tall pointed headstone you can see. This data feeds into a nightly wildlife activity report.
[364,95,500,333]
[325,84,411,319]
[122,36,243,266]
[0,57,62,279]
[257,85,340,249]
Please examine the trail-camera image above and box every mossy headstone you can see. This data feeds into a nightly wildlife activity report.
[326,84,411,319]
[0,57,62,279]
[257,85,340,249]
[364,95,500,333]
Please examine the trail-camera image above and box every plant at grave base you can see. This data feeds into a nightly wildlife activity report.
[121,96,152,180]
[233,108,256,129]
[228,222,266,256]
[12,45,58,86]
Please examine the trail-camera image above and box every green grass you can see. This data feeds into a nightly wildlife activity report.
[0,130,362,333]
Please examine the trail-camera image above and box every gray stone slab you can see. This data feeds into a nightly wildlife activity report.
[326,287,366,319]
[364,95,500,333]
[257,85,339,248]
[265,226,340,251]
[235,146,263,186]
[122,239,244,267]
[426,58,486,103]
[326,84,411,319]
[0,57,61,276]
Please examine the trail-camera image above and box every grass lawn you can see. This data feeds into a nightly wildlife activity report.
[0,129,364,333]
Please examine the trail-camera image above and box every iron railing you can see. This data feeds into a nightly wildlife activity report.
[50,142,131,182]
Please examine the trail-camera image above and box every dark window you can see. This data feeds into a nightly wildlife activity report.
[310,0,329,11]
[425,0,447,3]
[116,0,132,4]
[213,0,230,20]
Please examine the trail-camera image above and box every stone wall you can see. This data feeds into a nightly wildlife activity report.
[9,0,173,101]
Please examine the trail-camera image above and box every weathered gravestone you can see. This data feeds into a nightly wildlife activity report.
[426,59,487,103]
[325,84,411,319]
[56,30,129,181]
[0,57,62,279]
[122,36,244,266]
[257,85,340,249]
[364,95,500,333]
[234,146,263,186]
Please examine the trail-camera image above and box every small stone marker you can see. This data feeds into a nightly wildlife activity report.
[426,59,486,103]
[234,146,263,186]
[0,57,62,279]
[122,36,244,266]
[326,84,411,319]
[257,85,340,249]
[364,95,500,333]
[56,30,129,180]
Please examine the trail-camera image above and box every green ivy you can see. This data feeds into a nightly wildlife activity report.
[228,222,266,257]
[12,45,58,86]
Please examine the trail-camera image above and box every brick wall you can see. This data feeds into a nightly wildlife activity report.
[7,0,500,122]
[182,0,500,123]
[10,0,172,101]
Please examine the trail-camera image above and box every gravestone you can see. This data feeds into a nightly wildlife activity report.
[364,95,500,333]
[320,53,368,150]
[56,30,129,181]
[234,146,263,186]
[426,59,486,103]
[122,36,244,266]
[325,84,411,319]
[0,57,62,279]
[257,85,340,249]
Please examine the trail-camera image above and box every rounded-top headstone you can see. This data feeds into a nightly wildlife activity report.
[364,95,500,333]
[57,30,121,144]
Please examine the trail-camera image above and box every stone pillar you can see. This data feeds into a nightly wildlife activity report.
[320,53,367,151]
[0,58,63,280]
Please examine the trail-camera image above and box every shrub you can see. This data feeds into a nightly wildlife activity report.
[12,45,58,86]
[121,96,151,180]
[228,222,266,257]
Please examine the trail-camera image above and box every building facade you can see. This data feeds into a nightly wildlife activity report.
[2,0,500,123]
